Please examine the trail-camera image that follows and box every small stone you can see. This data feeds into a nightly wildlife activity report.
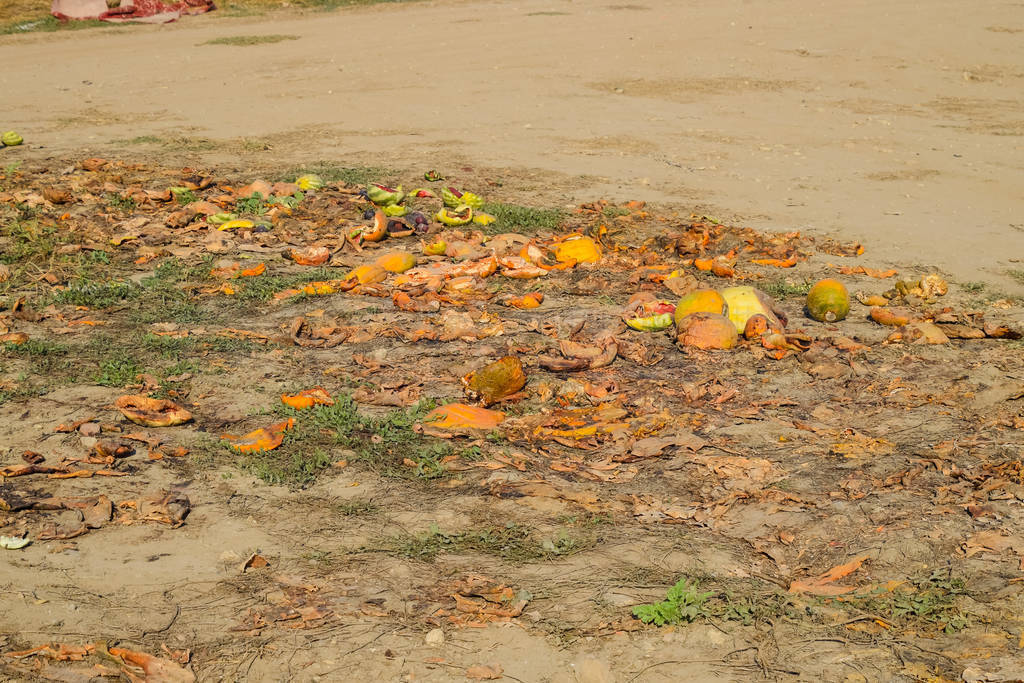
[78,422,101,437]
[79,436,97,448]
[424,628,444,646]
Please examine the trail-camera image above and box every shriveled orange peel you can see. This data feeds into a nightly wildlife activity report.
[422,403,504,431]
[288,246,331,266]
[281,387,335,410]
[222,418,295,453]
[115,395,192,427]
[502,292,544,309]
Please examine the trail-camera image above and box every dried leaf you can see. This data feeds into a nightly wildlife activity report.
[242,553,270,572]
[833,265,897,278]
[465,664,504,680]
[789,555,870,595]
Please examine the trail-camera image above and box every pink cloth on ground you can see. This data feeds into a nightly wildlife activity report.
[51,0,214,24]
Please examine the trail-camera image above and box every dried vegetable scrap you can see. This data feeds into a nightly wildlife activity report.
[1,642,194,682]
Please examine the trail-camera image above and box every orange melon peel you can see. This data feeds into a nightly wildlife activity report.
[222,418,295,453]
[422,403,504,430]
[115,395,192,427]
[281,387,335,410]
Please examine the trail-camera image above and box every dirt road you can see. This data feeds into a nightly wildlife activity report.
[1,0,1023,288]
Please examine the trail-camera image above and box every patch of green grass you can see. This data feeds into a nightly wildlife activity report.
[0,219,61,265]
[234,192,267,217]
[161,136,217,152]
[632,578,714,626]
[105,193,137,213]
[141,334,195,356]
[171,188,199,206]
[0,15,118,36]
[601,205,631,218]
[385,523,586,563]
[960,281,986,293]
[95,357,142,387]
[124,135,162,145]
[479,202,565,233]
[760,278,813,299]
[629,577,796,627]
[833,569,970,634]
[1,339,69,357]
[0,339,77,403]
[288,0,426,11]
[124,257,216,324]
[239,138,273,152]
[336,499,379,516]
[246,447,334,485]
[51,279,140,308]
[268,192,304,209]
[275,162,395,186]
[146,257,216,285]
[241,395,468,486]
[201,34,299,47]
[0,382,53,405]
[232,268,332,304]
[1007,269,1024,285]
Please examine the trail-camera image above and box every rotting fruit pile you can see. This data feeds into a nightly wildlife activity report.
[1,159,1023,681]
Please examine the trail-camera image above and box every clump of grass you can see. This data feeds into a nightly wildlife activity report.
[384,523,587,563]
[201,34,299,47]
[275,162,395,186]
[50,279,140,308]
[232,268,333,303]
[246,448,334,485]
[833,569,970,634]
[0,219,61,265]
[95,357,142,387]
[125,135,161,145]
[171,188,199,206]
[1007,269,1024,286]
[0,16,116,36]
[337,499,379,516]
[239,395,467,486]
[480,202,565,233]
[601,205,631,218]
[960,281,986,293]
[632,578,714,626]
[105,194,137,213]
[1,339,69,357]
[631,577,795,627]
[234,192,267,216]
[760,278,813,299]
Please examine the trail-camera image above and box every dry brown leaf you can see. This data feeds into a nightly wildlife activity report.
[789,554,870,595]
[963,530,1024,557]
[833,265,898,278]
[242,553,270,572]
[465,664,503,680]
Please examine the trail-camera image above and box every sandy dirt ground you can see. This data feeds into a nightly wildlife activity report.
[1,0,1023,289]
[1,2,1024,683]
